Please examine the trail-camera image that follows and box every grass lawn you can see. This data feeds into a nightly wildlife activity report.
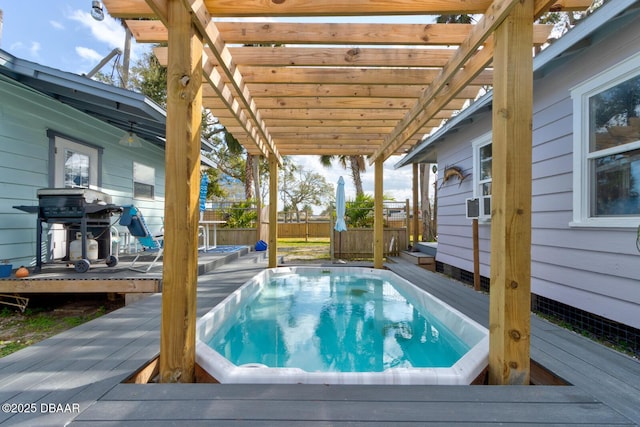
[277,237,331,262]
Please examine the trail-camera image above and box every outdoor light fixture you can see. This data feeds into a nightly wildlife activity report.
[118,123,142,148]
[91,1,104,21]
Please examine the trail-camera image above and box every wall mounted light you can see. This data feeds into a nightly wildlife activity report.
[91,1,104,21]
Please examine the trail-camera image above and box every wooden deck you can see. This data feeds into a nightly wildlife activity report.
[0,254,638,425]
[0,246,251,308]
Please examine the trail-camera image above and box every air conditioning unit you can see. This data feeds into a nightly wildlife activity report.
[466,196,492,219]
[466,198,480,219]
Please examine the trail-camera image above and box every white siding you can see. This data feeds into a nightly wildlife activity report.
[433,15,640,329]
[0,76,166,267]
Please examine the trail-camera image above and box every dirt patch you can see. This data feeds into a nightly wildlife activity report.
[0,294,124,358]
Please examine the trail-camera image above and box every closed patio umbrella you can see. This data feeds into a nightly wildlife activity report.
[335,176,347,262]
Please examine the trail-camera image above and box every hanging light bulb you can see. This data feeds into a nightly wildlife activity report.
[118,123,142,147]
[91,1,104,21]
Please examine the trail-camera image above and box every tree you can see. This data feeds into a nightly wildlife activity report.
[129,48,167,107]
[435,14,473,24]
[279,164,333,222]
[420,164,437,241]
[319,155,366,196]
[203,167,226,200]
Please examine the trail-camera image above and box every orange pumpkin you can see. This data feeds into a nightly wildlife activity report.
[15,266,29,278]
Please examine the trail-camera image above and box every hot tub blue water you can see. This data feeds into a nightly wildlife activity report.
[196,267,488,385]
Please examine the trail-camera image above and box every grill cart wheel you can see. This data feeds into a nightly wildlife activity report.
[74,259,91,273]
[105,255,118,267]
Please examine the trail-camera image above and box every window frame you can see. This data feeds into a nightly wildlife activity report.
[571,51,640,228]
[472,132,493,222]
[133,162,155,200]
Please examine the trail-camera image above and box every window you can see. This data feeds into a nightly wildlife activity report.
[472,133,492,220]
[571,52,640,227]
[133,162,155,199]
[50,133,101,188]
[64,150,90,188]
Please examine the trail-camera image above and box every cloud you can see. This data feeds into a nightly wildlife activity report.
[50,20,65,30]
[9,42,25,52]
[68,9,124,48]
[7,41,41,59]
[29,42,41,58]
[66,9,148,64]
[75,46,105,63]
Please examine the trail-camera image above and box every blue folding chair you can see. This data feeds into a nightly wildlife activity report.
[119,205,163,273]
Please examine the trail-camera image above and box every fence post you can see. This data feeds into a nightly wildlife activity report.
[405,199,410,252]
[329,209,334,261]
[305,212,309,242]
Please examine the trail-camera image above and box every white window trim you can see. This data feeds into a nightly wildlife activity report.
[472,132,492,222]
[570,51,640,228]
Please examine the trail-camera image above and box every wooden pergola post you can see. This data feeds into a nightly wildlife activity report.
[159,0,203,383]
[489,0,534,385]
[412,163,419,250]
[253,155,262,242]
[268,154,278,268]
[373,159,384,269]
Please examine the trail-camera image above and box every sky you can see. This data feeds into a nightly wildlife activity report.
[0,1,428,211]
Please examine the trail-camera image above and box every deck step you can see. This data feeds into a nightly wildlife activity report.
[399,251,435,271]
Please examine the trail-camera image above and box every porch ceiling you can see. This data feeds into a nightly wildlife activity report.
[102,0,591,163]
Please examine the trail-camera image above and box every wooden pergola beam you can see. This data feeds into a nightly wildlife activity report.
[181,0,282,165]
[131,20,553,46]
[153,49,495,86]
[373,159,384,269]
[159,0,202,384]
[489,0,534,386]
[201,53,271,158]
[211,108,457,121]
[226,119,436,128]
[110,0,591,18]
[268,155,278,268]
[216,46,459,68]
[205,0,590,16]
[370,0,522,164]
[237,84,482,99]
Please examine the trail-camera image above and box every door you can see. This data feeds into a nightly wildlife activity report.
[49,136,99,260]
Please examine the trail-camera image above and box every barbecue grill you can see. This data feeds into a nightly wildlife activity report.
[14,188,122,273]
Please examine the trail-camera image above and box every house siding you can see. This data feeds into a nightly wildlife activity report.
[433,15,640,329]
[436,112,492,277]
[0,75,166,268]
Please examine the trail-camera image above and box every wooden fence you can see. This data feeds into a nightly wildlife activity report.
[332,228,407,259]
[201,204,414,257]
[278,222,331,238]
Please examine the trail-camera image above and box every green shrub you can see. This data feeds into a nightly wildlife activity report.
[345,194,374,228]
[221,200,257,228]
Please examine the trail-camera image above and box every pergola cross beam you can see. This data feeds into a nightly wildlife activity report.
[181,0,282,165]
[370,0,522,164]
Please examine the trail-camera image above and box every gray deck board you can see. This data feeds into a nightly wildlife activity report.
[387,257,640,424]
[76,384,632,424]
[1,252,639,425]
[74,400,630,424]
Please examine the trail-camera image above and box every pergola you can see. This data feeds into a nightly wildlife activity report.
[102,0,591,386]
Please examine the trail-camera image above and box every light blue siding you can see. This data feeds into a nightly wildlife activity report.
[0,75,166,267]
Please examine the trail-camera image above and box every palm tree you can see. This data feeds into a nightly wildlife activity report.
[319,155,365,197]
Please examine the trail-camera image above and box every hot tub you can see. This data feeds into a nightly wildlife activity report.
[196,266,488,385]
